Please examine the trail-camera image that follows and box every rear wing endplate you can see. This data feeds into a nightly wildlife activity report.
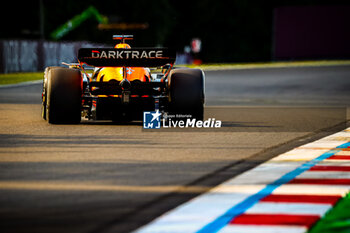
[78,48,176,67]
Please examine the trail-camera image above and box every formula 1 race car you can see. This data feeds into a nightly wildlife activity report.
[41,35,205,124]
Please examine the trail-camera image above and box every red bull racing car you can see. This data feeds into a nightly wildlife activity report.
[41,35,205,124]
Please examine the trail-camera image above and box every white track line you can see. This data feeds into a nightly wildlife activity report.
[218,225,306,233]
[245,202,331,216]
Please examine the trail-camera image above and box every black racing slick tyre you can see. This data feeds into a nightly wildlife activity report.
[168,68,205,120]
[46,67,82,124]
[42,66,60,120]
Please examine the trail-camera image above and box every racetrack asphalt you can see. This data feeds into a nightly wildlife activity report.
[0,65,349,233]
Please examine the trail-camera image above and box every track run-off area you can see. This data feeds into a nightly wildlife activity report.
[0,64,350,232]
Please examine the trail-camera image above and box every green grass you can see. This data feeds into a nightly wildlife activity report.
[184,60,350,70]
[1,60,350,85]
[308,192,350,233]
[0,72,43,85]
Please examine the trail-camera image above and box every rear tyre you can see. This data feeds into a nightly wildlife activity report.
[42,66,60,120]
[46,67,82,124]
[168,68,205,120]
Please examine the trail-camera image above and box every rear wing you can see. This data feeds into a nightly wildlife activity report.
[78,48,176,67]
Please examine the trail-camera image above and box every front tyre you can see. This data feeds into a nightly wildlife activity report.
[46,67,82,124]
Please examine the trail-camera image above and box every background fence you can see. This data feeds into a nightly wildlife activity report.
[0,40,106,73]
[0,40,189,73]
